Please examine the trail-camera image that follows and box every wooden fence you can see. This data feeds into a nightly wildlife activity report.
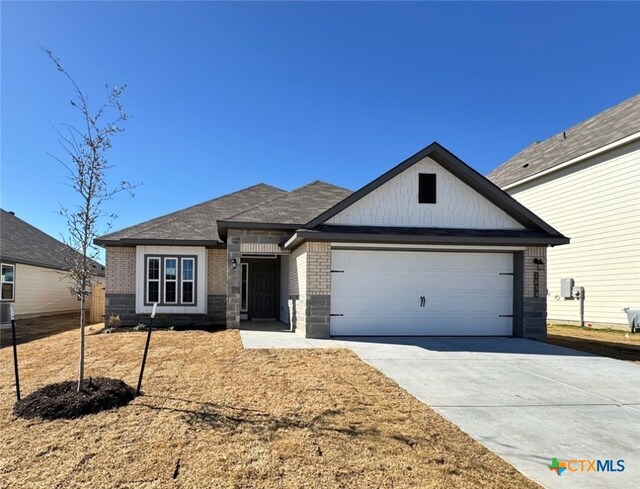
[88,284,106,324]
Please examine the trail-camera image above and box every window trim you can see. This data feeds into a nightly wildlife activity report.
[240,262,249,312]
[163,257,178,304]
[146,257,161,304]
[144,254,197,306]
[418,173,437,204]
[1,263,15,302]
[181,257,195,305]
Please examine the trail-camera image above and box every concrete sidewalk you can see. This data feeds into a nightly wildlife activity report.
[240,330,640,488]
[240,328,344,349]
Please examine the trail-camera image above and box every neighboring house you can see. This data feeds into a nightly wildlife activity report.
[488,94,640,328]
[96,142,568,339]
[0,209,105,318]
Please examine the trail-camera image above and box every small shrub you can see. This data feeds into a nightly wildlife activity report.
[133,323,148,332]
[103,327,116,334]
[106,314,122,328]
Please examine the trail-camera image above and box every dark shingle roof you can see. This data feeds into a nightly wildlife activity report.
[96,183,287,244]
[488,94,640,188]
[0,209,105,274]
[223,181,352,225]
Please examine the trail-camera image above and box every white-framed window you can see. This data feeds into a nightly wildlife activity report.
[1,263,15,301]
[146,257,160,303]
[145,255,197,306]
[181,257,195,304]
[241,263,249,312]
[164,257,178,304]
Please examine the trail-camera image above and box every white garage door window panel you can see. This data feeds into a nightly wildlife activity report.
[330,250,513,336]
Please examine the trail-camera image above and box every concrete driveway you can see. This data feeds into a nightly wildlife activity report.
[338,336,640,489]
[241,330,640,488]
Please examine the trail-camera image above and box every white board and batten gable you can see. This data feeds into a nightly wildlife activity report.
[326,156,525,230]
[135,245,207,314]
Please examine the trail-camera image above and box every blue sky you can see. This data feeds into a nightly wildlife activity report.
[2,2,639,262]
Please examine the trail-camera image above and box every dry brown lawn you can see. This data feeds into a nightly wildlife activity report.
[1,323,539,488]
[0,313,83,348]
[547,324,640,364]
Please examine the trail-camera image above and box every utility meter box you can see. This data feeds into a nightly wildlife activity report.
[560,278,574,299]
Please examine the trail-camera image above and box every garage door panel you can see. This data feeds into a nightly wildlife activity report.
[330,315,512,336]
[330,250,513,336]
[331,293,419,311]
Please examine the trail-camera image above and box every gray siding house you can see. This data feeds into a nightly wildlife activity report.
[96,143,568,339]
[489,95,640,328]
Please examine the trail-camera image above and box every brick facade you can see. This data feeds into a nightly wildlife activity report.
[103,240,550,338]
[207,248,226,295]
[105,246,135,294]
[288,241,331,338]
[105,247,137,324]
[105,246,225,326]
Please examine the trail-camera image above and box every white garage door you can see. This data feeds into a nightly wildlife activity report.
[330,249,513,336]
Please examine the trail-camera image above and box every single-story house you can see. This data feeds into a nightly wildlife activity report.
[488,94,640,328]
[0,209,105,318]
[96,142,568,339]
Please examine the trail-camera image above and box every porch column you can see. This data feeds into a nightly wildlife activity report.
[226,232,242,329]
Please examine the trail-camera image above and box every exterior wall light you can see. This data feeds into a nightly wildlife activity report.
[231,258,238,269]
[533,258,545,270]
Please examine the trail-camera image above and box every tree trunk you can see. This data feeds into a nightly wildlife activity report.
[77,290,85,392]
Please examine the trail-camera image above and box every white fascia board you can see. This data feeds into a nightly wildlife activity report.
[283,233,300,249]
[503,131,640,191]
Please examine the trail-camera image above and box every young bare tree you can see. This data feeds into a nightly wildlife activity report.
[44,49,135,392]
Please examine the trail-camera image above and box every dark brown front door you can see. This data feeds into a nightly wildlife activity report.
[249,262,277,319]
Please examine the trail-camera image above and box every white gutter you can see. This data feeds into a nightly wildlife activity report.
[503,131,640,191]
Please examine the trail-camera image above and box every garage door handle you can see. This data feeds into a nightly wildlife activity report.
[420,296,426,307]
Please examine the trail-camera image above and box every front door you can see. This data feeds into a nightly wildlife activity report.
[249,262,277,319]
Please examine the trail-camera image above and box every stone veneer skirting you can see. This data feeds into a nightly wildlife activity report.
[523,297,546,340]
[105,293,226,326]
[207,295,227,325]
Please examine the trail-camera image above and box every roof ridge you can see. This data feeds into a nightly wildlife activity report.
[225,180,352,222]
[312,180,353,193]
[221,180,353,224]
[222,180,326,221]
[223,189,295,221]
[99,183,285,239]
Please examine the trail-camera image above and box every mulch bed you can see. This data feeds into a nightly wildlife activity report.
[14,377,135,420]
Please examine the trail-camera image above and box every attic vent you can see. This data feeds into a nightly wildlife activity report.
[418,174,437,204]
[522,163,529,168]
